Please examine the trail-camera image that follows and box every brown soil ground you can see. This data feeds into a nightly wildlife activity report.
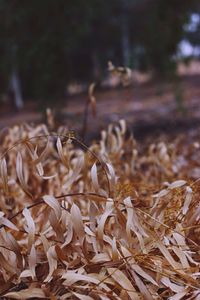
[0,75,200,143]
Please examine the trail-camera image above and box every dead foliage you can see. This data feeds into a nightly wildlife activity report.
[0,120,200,299]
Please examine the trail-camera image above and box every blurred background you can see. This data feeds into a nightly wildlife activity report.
[0,0,200,140]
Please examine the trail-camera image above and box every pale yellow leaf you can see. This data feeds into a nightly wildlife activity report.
[97,201,113,241]
[107,268,140,300]
[56,137,69,168]
[62,272,100,286]
[70,203,85,243]
[182,186,192,215]
[4,288,45,299]
[168,291,188,300]
[161,277,185,293]
[169,180,186,190]
[32,137,50,165]
[43,195,61,220]
[0,216,18,231]
[16,152,32,198]
[91,163,99,192]
[130,269,154,300]
[22,208,35,234]
[63,155,84,189]
[0,158,9,194]
[44,245,57,282]
[28,244,36,279]
[73,292,94,300]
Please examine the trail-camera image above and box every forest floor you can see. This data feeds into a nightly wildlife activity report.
[0,74,200,144]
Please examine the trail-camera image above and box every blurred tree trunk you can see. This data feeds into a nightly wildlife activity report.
[9,68,23,110]
[92,51,101,81]
[121,0,131,66]
[121,18,131,66]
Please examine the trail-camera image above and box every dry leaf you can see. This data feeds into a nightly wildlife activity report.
[0,158,9,194]
[43,195,62,220]
[70,203,85,244]
[4,288,45,299]
[16,151,32,198]
[107,268,140,300]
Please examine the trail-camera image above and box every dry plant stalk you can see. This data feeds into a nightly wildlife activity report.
[82,82,97,141]
[0,121,200,299]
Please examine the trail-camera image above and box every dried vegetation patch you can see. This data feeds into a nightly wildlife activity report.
[0,121,200,299]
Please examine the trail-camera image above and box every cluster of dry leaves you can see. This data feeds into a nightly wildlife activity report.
[0,120,200,299]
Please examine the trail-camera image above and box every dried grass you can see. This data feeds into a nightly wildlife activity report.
[0,120,200,299]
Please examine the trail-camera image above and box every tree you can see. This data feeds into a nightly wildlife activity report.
[0,0,199,105]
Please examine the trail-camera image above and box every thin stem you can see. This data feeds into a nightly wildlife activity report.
[82,98,90,142]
